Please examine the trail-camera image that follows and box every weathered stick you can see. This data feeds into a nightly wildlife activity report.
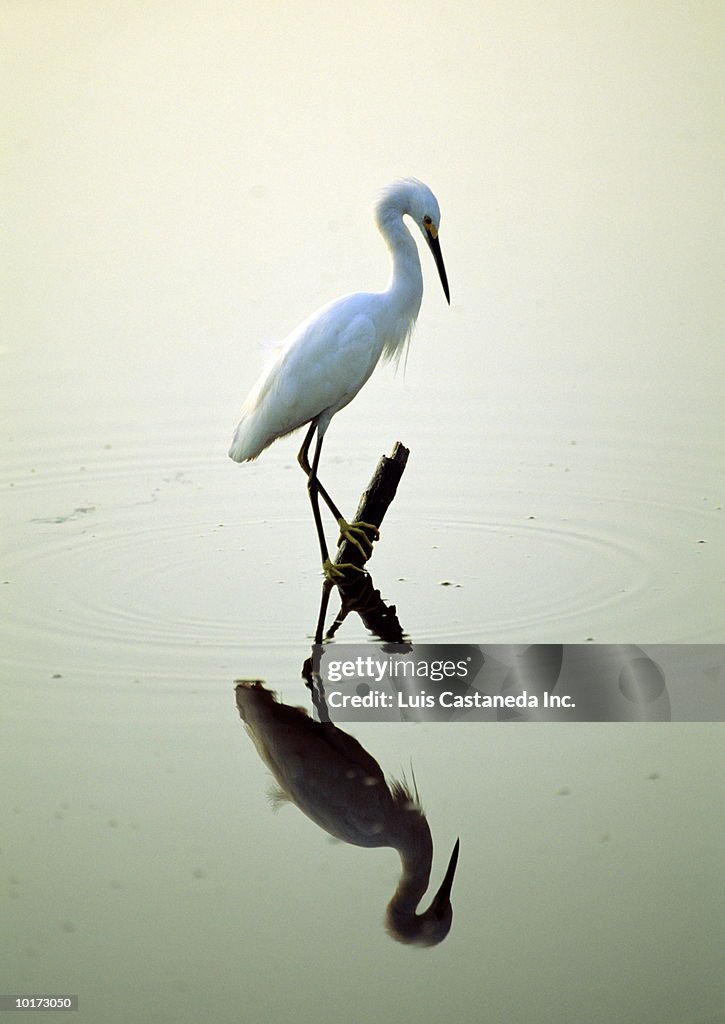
[335,441,410,569]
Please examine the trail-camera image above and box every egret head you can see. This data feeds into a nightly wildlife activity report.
[385,838,460,947]
[376,179,450,305]
[407,180,449,306]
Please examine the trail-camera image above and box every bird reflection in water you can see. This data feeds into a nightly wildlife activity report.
[235,674,459,946]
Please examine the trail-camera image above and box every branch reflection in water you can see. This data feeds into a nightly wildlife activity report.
[312,570,409,647]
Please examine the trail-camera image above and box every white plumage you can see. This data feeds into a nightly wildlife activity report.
[228,179,449,576]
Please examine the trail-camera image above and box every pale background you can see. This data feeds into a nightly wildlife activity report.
[1,3,723,1022]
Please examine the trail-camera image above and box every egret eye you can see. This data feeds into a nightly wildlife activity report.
[423,216,432,226]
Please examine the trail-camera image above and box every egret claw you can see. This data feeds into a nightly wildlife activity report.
[323,558,368,583]
[337,518,380,558]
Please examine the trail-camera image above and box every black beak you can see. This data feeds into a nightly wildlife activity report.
[430,838,460,912]
[425,231,450,305]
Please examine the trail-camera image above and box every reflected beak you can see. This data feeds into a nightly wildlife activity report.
[431,838,460,912]
[425,230,450,305]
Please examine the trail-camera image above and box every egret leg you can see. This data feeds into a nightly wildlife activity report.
[297,421,344,520]
[301,427,373,579]
[299,421,382,561]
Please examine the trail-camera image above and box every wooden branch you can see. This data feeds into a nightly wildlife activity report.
[335,441,410,569]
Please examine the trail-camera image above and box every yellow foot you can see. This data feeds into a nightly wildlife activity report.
[322,558,368,583]
[336,518,380,559]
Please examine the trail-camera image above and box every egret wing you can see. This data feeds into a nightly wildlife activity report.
[229,295,380,460]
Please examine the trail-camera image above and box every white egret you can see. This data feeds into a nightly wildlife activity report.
[235,680,460,946]
[228,179,450,578]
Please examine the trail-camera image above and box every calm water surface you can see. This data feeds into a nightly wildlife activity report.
[2,3,723,1022]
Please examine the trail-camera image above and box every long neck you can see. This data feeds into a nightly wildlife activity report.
[384,817,456,946]
[385,822,434,930]
[376,206,424,322]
